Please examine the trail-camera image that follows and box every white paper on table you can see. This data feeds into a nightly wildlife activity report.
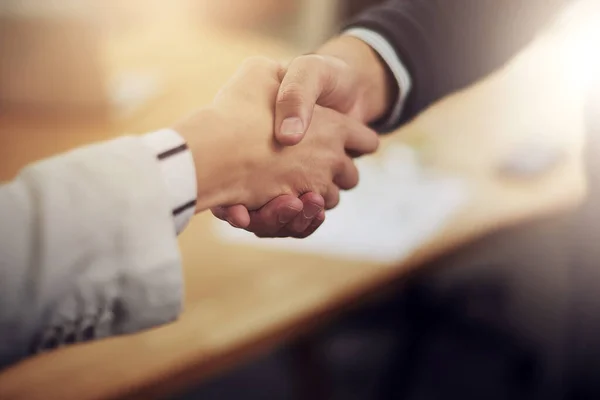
[214,145,470,263]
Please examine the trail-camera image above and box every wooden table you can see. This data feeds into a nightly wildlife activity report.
[0,25,589,400]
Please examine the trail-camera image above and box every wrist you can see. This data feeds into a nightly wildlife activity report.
[172,107,245,213]
[316,35,396,123]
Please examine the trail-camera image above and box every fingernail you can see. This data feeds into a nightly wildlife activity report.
[278,205,301,224]
[303,202,322,219]
[280,117,304,136]
[226,218,239,228]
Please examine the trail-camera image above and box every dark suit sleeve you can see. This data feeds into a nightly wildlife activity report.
[346,0,570,125]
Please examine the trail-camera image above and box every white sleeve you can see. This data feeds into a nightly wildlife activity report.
[344,27,413,130]
[0,135,186,368]
[141,129,197,234]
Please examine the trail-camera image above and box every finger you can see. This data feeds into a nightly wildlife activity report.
[275,55,353,146]
[287,193,324,234]
[283,193,325,236]
[342,116,380,156]
[247,195,303,238]
[224,205,251,228]
[334,157,360,190]
[324,187,341,210]
[211,206,227,221]
[266,193,325,239]
[292,209,326,239]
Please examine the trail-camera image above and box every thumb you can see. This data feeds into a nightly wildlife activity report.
[275,55,354,146]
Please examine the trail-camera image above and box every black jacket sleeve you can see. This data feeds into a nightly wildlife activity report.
[347,0,571,125]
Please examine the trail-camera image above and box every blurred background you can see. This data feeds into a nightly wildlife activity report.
[0,0,384,121]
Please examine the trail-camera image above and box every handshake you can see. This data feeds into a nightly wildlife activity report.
[174,37,394,238]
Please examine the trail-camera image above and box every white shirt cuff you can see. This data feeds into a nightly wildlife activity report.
[344,27,413,130]
[141,129,197,234]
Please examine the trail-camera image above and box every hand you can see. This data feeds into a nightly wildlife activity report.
[275,35,397,145]
[174,57,379,213]
[215,36,395,237]
[212,192,326,238]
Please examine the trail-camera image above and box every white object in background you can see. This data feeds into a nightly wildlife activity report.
[214,145,470,263]
[108,71,164,119]
[498,140,565,179]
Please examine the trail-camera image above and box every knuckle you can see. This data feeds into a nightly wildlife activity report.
[241,56,281,76]
[277,83,306,106]
[327,117,345,137]
[332,155,346,173]
[295,54,324,70]
[240,56,262,70]
[326,195,340,210]
[290,225,307,236]
[345,172,360,189]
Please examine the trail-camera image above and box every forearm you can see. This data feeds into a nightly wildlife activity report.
[0,136,183,368]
